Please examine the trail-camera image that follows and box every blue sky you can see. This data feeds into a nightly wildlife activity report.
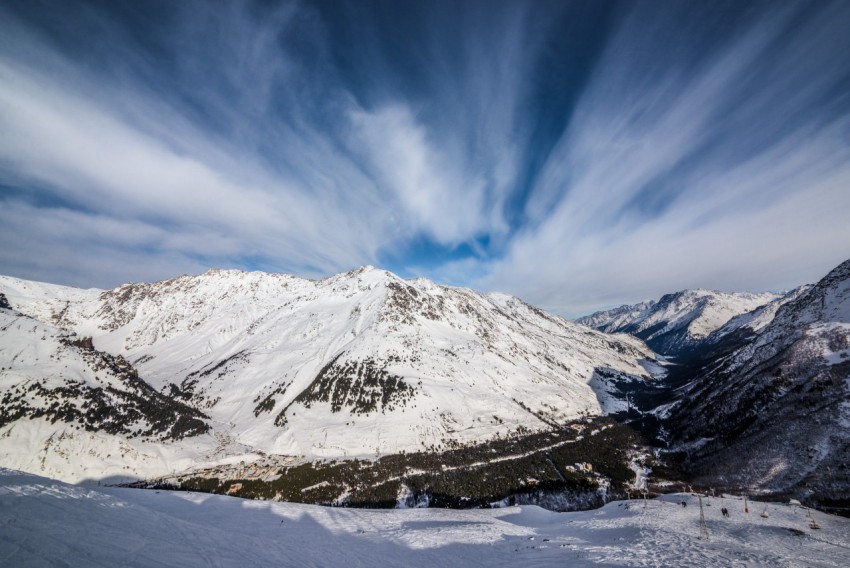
[1,0,849,318]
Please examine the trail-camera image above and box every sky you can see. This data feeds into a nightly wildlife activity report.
[1,0,849,318]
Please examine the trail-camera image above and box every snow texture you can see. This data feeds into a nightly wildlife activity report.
[1,468,848,567]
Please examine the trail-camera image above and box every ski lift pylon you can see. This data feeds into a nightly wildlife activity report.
[806,508,821,529]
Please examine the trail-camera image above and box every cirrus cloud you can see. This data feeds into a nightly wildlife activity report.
[1,0,849,317]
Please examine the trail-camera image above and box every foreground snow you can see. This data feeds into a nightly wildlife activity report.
[1,469,848,567]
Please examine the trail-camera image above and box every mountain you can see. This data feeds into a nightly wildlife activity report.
[0,298,214,482]
[681,285,815,367]
[0,268,661,484]
[663,258,850,514]
[705,286,813,341]
[3,260,848,514]
[576,289,780,358]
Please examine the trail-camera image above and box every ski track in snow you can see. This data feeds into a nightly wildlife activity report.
[1,469,848,567]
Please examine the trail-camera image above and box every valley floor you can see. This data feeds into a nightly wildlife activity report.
[1,468,848,567]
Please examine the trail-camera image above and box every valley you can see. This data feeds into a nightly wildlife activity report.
[1,258,849,517]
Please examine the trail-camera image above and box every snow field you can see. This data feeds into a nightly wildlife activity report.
[1,469,848,567]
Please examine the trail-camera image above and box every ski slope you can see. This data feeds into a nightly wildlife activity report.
[2,469,848,567]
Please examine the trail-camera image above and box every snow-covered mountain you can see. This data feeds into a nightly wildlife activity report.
[0,302,215,482]
[682,285,815,365]
[577,289,780,358]
[664,258,850,513]
[0,268,661,482]
[702,286,813,344]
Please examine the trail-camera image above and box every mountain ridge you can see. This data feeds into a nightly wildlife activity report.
[0,267,660,483]
[658,259,850,513]
[576,288,780,357]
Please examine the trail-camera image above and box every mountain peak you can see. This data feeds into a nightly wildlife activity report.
[202,268,247,277]
[663,256,850,507]
[577,288,780,356]
[0,268,658,481]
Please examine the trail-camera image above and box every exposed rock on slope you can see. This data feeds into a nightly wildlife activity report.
[0,306,211,482]
[664,258,850,513]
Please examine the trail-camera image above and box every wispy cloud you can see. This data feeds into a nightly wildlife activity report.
[0,2,400,283]
[0,1,544,286]
[0,1,848,316]
[476,1,850,316]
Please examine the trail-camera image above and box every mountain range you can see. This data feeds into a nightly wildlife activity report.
[0,267,657,485]
[1,258,848,514]
[576,288,781,358]
[580,260,850,514]
[663,260,850,514]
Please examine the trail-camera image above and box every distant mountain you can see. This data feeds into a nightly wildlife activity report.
[703,286,812,342]
[663,258,850,514]
[684,285,814,365]
[0,267,660,483]
[577,289,780,358]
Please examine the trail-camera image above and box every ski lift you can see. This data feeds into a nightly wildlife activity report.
[806,508,821,530]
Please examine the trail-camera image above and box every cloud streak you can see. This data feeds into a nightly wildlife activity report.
[477,1,850,316]
[0,0,849,315]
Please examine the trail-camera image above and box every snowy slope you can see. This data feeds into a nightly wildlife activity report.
[2,468,848,567]
[703,285,814,345]
[665,258,850,511]
[577,289,779,357]
[0,268,661,482]
[0,306,215,483]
